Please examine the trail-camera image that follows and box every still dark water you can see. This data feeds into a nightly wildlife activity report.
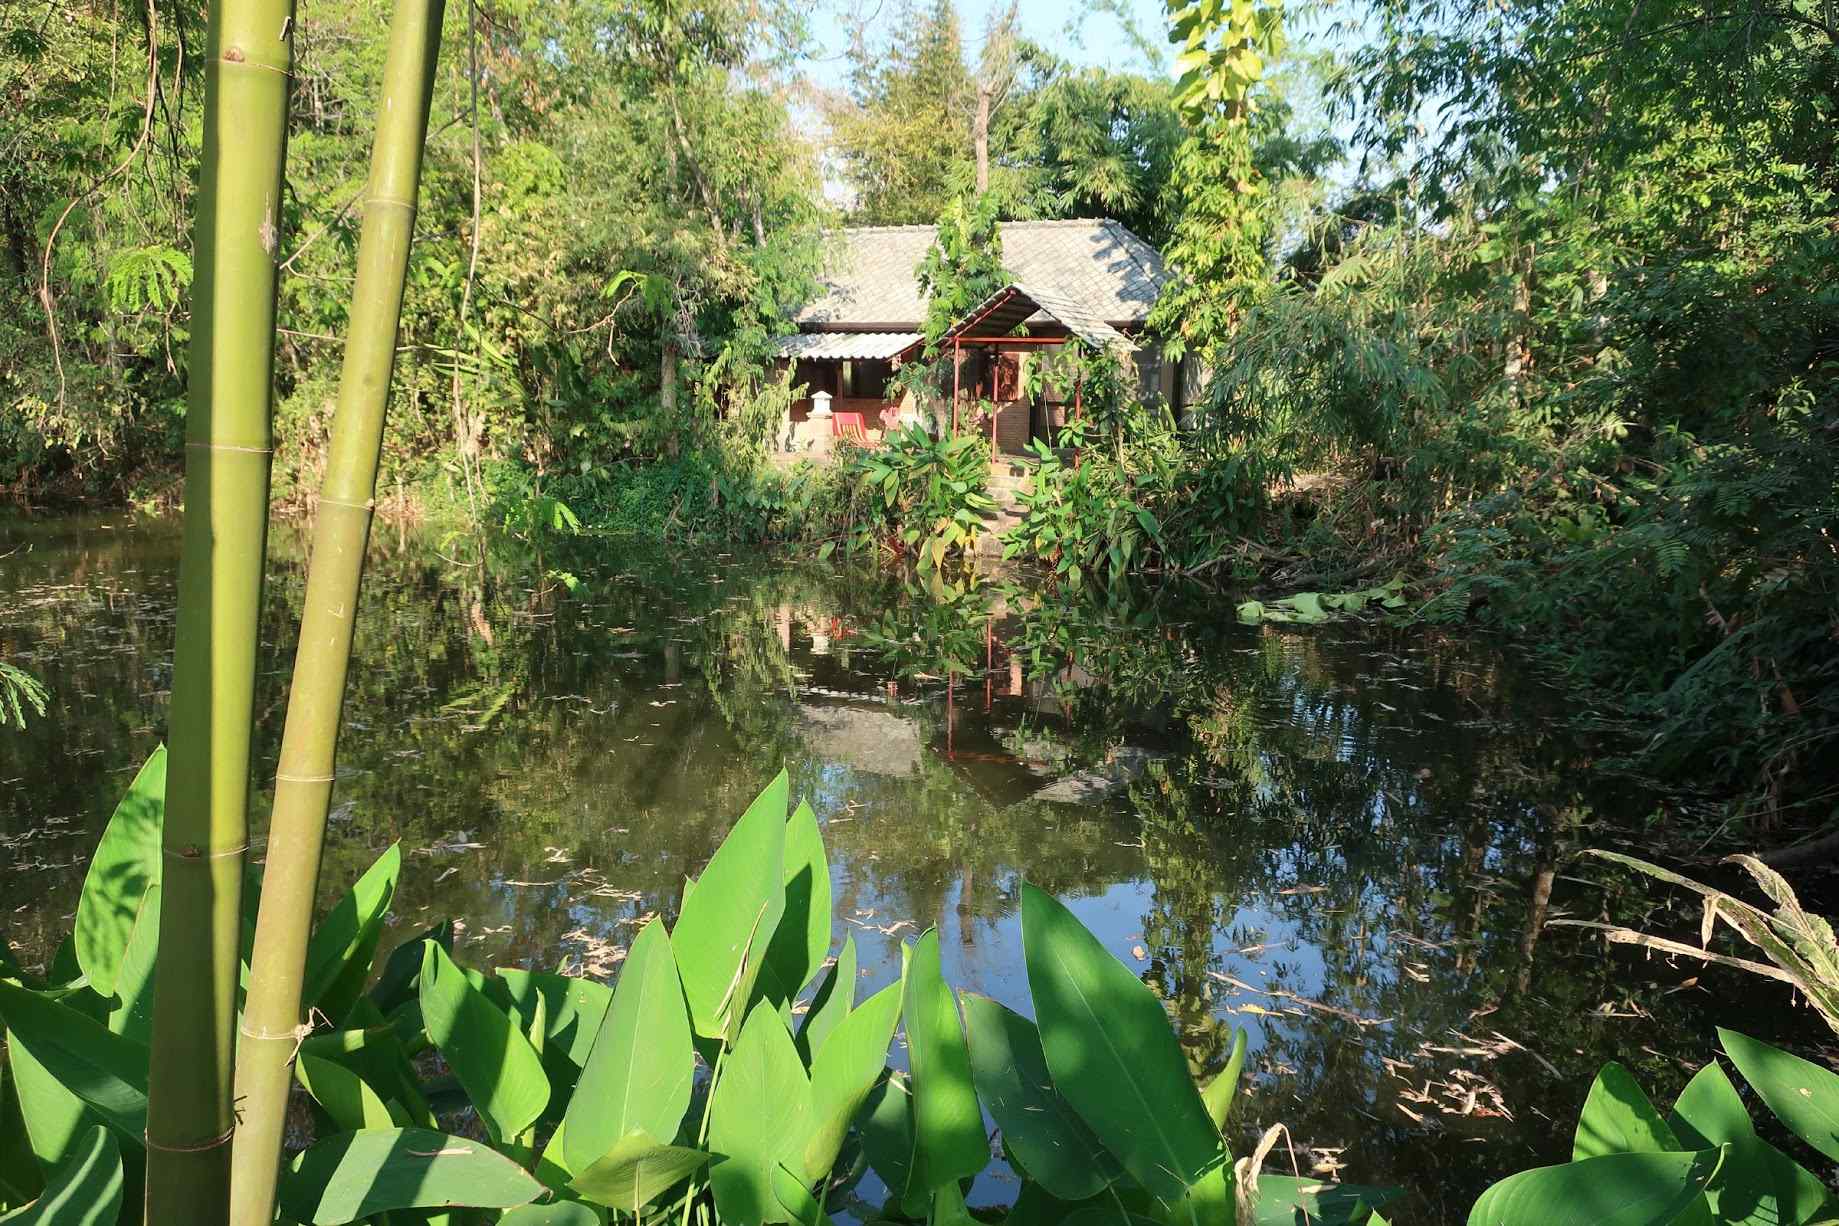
[0,512,1815,1221]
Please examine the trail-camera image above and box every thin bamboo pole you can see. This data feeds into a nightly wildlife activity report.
[228,5,445,1223]
[145,1,296,1221]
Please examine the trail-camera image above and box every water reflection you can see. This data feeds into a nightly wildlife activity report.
[0,513,1814,1222]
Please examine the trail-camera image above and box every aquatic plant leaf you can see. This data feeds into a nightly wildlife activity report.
[929,1179,977,1226]
[1020,882,1220,1201]
[673,771,789,1041]
[304,843,402,1024]
[368,920,452,1015]
[568,1131,708,1212]
[796,933,856,1063]
[1467,1149,1723,1226]
[280,1128,545,1223]
[1058,1209,1160,1226]
[6,1033,92,1175]
[708,1002,813,1225]
[1202,1027,1248,1133]
[0,983,146,1144]
[1719,1028,1839,1162]
[902,929,987,1194]
[1243,1174,1402,1224]
[418,942,549,1143]
[295,1053,395,1131]
[497,1203,601,1226]
[802,980,903,1181]
[1574,1062,1680,1159]
[563,917,693,1171]
[773,1163,835,1226]
[497,967,612,1071]
[961,993,1118,1200]
[0,1124,121,1226]
[859,1073,921,1216]
[762,801,832,1005]
[73,747,165,999]
[102,883,158,1045]
[1668,1061,1754,1149]
[1701,1135,1834,1226]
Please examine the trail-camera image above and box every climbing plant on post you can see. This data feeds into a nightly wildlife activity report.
[227,4,445,1224]
[144,0,297,1222]
[1149,0,1287,363]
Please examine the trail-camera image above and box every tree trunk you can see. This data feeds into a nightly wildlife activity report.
[661,338,680,458]
[974,83,991,193]
[226,6,443,1223]
[144,1,296,1221]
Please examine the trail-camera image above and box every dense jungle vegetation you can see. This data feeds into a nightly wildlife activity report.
[3,0,1835,836]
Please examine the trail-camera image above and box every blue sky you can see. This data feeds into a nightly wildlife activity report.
[799,0,1178,96]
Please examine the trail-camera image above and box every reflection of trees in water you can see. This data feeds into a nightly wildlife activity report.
[9,522,1801,1223]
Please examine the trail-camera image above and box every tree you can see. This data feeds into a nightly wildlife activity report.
[827,0,974,224]
[915,192,1008,354]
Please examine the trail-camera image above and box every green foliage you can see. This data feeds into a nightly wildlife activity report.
[851,425,995,572]
[281,1128,546,1224]
[1468,1029,1839,1226]
[0,663,47,733]
[915,193,1008,353]
[0,1124,122,1226]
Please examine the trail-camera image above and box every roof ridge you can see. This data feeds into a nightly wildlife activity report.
[1101,218,1161,287]
[829,216,1127,237]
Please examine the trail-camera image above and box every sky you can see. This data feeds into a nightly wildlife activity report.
[797,0,1178,98]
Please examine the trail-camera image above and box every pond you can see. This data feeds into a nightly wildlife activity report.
[0,512,1816,1221]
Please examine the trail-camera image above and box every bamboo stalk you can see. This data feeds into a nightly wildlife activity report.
[227,5,445,1223]
[144,0,296,1221]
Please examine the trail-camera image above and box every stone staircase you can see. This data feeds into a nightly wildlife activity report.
[979,459,1036,556]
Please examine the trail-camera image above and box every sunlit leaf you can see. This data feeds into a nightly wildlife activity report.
[418,942,549,1143]
[280,1128,545,1224]
[73,748,165,999]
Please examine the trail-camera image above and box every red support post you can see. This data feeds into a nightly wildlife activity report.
[1073,369,1084,470]
[952,337,961,435]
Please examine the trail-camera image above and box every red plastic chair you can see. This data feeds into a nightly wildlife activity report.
[831,411,877,448]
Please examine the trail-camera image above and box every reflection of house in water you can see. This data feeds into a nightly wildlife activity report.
[777,600,1165,807]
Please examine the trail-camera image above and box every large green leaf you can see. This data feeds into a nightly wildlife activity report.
[569,1131,708,1213]
[1201,1027,1248,1133]
[497,1204,601,1226]
[280,1128,545,1224]
[6,1030,91,1173]
[1702,1135,1834,1226]
[368,920,452,1014]
[1719,1028,1839,1162]
[708,1003,813,1225]
[801,980,903,1181]
[672,771,790,1041]
[1243,1175,1401,1225]
[563,917,693,1170]
[0,983,146,1144]
[1669,1060,1755,1149]
[295,1053,395,1131]
[103,883,158,1045]
[761,801,832,1005]
[73,747,165,1000]
[1574,1061,1681,1159]
[303,843,402,1024]
[961,993,1118,1201]
[0,1124,121,1226]
[796,934,856,1064]
[901,929,986,1195]
[1467,1149,1724,1226]
[1020,882,1220,1202]
[773,1164,835,1226]
[858,1073,920,1216]
[418,942,549,1143]
[497,968,612,1071]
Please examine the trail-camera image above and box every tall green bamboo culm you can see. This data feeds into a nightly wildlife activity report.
[227,5,445,1223]
[143,0,297,1222]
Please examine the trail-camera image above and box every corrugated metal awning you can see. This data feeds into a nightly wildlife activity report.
[772,331,922,360]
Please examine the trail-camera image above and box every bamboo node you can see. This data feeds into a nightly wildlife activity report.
[315,496,375,512]
[185,442,273,455]
[275,771,336,783]
[164,842,249,861]
[144,1125,235,1153]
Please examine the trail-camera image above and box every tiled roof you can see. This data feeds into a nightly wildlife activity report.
[930,283,1134,352]
[771,331,923,360]
[795,218,1166,329]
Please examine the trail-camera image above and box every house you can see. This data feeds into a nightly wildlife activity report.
[771,218,1190,455]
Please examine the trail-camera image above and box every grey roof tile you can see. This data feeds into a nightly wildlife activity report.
[795,218,1166,328]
